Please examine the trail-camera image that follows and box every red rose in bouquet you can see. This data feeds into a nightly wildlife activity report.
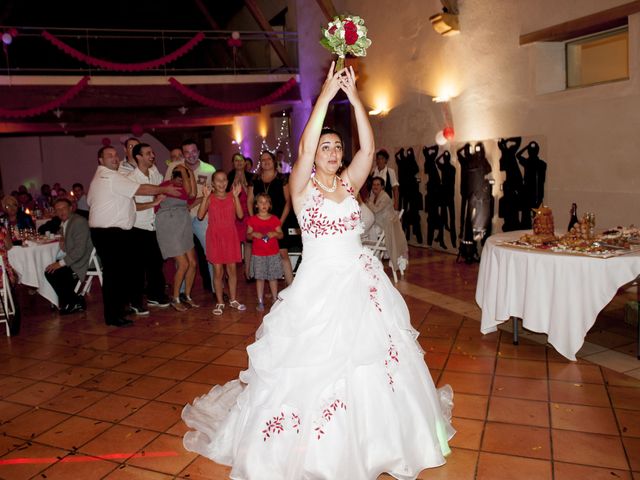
[320,15,372,70]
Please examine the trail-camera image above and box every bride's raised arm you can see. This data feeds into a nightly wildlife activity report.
[289,62,343,202]
[340,66,375,192]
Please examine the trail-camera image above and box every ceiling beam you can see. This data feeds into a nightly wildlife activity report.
[244,0,290,67]
[315,0,337,21]
[520,0,640,45]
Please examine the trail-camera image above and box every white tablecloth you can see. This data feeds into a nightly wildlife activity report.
[8,241,60,307]
[476,231,640,360]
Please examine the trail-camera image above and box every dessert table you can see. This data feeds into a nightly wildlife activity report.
[7,240,60,307]
[476,230,640,360]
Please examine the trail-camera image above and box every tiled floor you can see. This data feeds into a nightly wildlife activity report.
[1,247,639,479]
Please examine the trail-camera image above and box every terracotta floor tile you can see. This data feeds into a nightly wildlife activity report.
[84,351,133,369]
[0,407,69,438]
[147,359,205,381]
[35,415,112,450]
[202,334,248,349]
[176,346,227,363]
[552,430,628,469]
[79,424,159,458]
[166,418,190,437]
[13,360,70,380]
[38,456,118,479]
[424,351,448,370]
[111,338,161,355]
[156,381,213,405]
[83,336,127,351]
[45,365,105,387]
[617,409,640,437]
[437,371,493,396]
[125,433,197,475]
[211,349,250,369]
[80,370,140,392]
[549,380,610,407]
[104,464,174,479]
[112,355,169,375]
[120,400,182,432]
[78,393,149,423]
[143,343,191,359]
[495,357,547,379]
[449,417,483,450]
[551,403,619,434]
[53,347,99,366]
[118,376,178,400]
[497,343,548,361]
[624,436,640,470]
[219,323,257,336]
[0,433,25,456]
[0,356,41,375]
[0,400,31,424]
[548,362,604,384]
[481,422,550,459]
[179,456,233,479]
[419,324,459,339]
[492,375,549,401]
[413,448,477,480]
[4,381,70,406]
[187,364,244,387]
[418,336,454,354]
[453,393,488,420]
[42,387,107,414]
[487,396,549,427]
[445,353,495,375]
[0,442,70,480]
[608,386,640,410]
[603,368,640,388]
[452,340,498,357]
[0,376,35,399]
[476,451,552,480]
[553,461,633,480]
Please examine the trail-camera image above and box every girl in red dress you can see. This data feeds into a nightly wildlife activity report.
[198,171,246,315]
[246,193,284,311]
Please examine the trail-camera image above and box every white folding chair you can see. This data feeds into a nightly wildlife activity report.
[363,210,405,283]
[0,256,16,336]
[74,248,103,296]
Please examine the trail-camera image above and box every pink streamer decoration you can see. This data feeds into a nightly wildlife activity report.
[0,76,90,118]
[168,77,298,111]
[41,31,205,72]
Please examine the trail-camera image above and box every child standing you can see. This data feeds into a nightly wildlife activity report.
[198,171,246,315]
[246,193,284,311]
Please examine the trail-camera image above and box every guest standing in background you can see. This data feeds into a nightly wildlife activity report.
[227,153,253,281]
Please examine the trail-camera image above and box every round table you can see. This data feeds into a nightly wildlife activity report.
[475,231,640,360]
[7,240,61,307]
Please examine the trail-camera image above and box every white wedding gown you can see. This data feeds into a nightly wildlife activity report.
[182,183,455,480]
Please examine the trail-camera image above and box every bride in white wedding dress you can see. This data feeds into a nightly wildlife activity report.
[182,63,455,480]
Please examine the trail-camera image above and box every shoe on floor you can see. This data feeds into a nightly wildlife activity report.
[171,299,188,312]
[106,318,134,327]
[183,296,200,308]
[129,304,150,316]
[147,297,170,308]
[229,300,246,311]
[212,303,225,316]
[256,302,265,312]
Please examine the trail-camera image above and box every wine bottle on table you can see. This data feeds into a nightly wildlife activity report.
[568,203,578,231]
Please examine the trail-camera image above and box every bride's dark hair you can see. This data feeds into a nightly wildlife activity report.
[320,126,343,145]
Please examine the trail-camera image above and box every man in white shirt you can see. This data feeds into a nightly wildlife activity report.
[118,137,140,175]
[88,145,179,327]
[44,197,93,315]
[371,149,400,210]
[165,138,216,294]
[128,143,170,311]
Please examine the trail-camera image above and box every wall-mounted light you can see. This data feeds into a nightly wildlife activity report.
[429,12,460,36]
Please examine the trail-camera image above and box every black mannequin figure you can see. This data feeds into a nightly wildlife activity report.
[401,147,423,243]
[517,141,546,229]
[436,150,457,248]
[423,145,445,248]
[497,137,523,231]
[456,143,473,241]
[468,142,493,246]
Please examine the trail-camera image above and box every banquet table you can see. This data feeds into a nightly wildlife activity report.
[476,230,640,360]
[8,240,60,307]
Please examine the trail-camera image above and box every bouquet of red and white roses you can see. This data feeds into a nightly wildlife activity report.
[320,15,372,70]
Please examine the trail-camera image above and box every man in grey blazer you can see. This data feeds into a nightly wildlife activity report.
[45,197,94,314]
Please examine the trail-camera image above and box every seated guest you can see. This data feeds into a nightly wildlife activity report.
[366,176,409,273]
[36,184,53,211]
[37,216,61,236]
[0,222,16,286]
[44,198,93,314]
[2,195,35,231]
[72,183,89,219]
[16,190,36,213]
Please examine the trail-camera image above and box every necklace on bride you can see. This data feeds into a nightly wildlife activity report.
[313,175,338,193]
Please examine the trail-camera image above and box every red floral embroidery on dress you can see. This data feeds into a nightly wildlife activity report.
[384,335,400,392]
[314,399,347,440]
[360,252,382,312]
[261,411,302,441]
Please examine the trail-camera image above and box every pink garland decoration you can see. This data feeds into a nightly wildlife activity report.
[0,76,90,118]
[168,77,298,111]
[41,31,205,72]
